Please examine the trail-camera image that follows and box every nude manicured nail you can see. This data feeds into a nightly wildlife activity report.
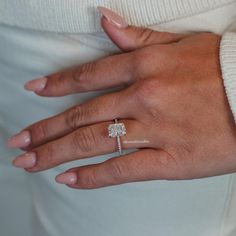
[98,6,128,29]
[7,130,31,148]
[12,152,37,168]
[24,77,47,93]
[55,172,77,185]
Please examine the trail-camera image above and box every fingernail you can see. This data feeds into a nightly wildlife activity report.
[7,130,31,148]
[97,6,128,29]
[24,77,47,93]
[55,172,77,185]
[12,152,37,168]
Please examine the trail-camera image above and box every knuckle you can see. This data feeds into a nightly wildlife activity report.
[65,105,85,130]
[34,121,50,141]
[132,78,164,119]
[73,62,97,89]
[43,145,54,162]
[131,48,157,80]
[136,28,156,45]
[132,45,169,78]
[132,49,149,76]
[51,73,66,90]
[107,159,128,182]
[77,168,99,188]
[37,144,55,168]
[72,127,97,154]
[157,32,177,43]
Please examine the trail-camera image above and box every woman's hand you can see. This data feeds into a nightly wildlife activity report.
[8,7,236,189]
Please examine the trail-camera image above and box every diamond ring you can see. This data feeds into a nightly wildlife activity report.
[108,119,126,155]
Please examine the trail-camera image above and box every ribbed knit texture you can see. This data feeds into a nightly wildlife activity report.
[0,0,235,33]
[221,32,236,122]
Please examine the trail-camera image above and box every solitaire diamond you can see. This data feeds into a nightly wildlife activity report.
[108,123,126,138]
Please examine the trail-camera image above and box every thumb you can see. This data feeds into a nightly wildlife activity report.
[98,6,187,52]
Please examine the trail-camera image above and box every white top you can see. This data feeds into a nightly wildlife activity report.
[0,0,234,33]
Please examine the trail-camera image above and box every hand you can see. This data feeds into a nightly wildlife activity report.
[8,7,236,189]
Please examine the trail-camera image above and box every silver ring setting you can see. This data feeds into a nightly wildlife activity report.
[108,119,126,155]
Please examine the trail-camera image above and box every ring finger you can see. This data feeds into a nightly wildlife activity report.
[12,119,155,172]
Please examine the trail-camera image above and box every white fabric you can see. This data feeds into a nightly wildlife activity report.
[221,32,236,122]
[0,0,235,33]
[0,3,236,236]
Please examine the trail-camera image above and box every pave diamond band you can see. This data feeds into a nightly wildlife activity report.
[108,119,126,155]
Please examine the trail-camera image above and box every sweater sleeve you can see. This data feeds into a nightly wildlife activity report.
[220,29,236,122]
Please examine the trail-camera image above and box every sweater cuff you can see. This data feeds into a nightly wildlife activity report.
[220,32,236,122]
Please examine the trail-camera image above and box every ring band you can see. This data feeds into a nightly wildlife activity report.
[108,119,127,155]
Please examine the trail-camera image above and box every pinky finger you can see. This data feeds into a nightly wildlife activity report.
[55,149,178,189]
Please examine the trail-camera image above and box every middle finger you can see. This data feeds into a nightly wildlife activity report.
[8,89,134,150]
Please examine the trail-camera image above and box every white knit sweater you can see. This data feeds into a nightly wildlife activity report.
[1,0,236,121]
